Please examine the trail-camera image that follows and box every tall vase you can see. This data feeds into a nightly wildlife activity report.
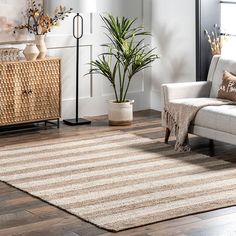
[35,34,47,59]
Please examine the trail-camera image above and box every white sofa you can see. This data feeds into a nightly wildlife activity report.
[162,55,236,146]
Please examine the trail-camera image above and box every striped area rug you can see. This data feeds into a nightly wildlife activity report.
[0,131,236,231]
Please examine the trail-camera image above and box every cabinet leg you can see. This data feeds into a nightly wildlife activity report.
[165,128,171,144]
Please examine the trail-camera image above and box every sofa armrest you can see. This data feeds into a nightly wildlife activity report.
[161,81,212,107]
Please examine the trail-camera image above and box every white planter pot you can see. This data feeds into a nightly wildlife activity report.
[23,43,39,61]
[35,34,47,59]
[108,100,134,126]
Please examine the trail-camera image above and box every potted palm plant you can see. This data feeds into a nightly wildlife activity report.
[89,15,159,125]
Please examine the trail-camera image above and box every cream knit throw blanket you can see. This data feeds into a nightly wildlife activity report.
[164,98,234,152]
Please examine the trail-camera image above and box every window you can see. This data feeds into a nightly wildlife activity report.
[221,1,236,35]
[221,0,236,56]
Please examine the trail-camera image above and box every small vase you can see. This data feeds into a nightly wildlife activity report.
[35,34,47,59]
[23,43,39,61]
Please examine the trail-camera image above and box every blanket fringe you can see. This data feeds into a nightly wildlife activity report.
[164,109,191,152]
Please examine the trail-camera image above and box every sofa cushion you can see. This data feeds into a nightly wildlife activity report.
[218,71,236,101]
[209,57,236,98]
[193,105,236,135]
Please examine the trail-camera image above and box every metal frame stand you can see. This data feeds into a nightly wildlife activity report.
[45,118,60,128]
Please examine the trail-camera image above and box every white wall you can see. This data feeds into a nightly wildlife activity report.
[0,0,197,117]
[45,0,152,119]
[46,0,197,116]
[150,0,196,111]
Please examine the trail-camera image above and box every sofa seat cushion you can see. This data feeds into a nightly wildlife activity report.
[193,105,236,134]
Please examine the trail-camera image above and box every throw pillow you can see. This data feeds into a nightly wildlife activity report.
[218,71,236,101]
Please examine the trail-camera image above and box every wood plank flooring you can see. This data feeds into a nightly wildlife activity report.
[0,110,236,236]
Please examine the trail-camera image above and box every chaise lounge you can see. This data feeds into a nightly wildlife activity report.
[162,55,236,146]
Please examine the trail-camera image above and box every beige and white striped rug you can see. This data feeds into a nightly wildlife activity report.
[0,131,236,231]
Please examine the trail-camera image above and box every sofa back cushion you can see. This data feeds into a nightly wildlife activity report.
[208,56,236,98]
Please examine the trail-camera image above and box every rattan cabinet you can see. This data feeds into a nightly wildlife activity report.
[0,58,61,126]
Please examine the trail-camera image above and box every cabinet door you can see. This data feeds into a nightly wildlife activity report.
[28,59,60,121]
[14,62,32,123]
[44,59,60,118]
[0,64,15,125]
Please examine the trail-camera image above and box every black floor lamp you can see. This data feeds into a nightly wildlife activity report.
[49,0,97,126]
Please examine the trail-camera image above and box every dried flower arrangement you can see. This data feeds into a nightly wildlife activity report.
[205,24,228,55]
[14,1,72,35]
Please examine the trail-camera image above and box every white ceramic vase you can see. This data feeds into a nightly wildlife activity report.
[23,43,39,61]
[108,100,134,126]
[35,34,47,59]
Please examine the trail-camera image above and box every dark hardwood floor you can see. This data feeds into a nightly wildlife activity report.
[0,110,236,236]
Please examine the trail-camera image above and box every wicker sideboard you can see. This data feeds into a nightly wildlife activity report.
[0,57,61,126]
